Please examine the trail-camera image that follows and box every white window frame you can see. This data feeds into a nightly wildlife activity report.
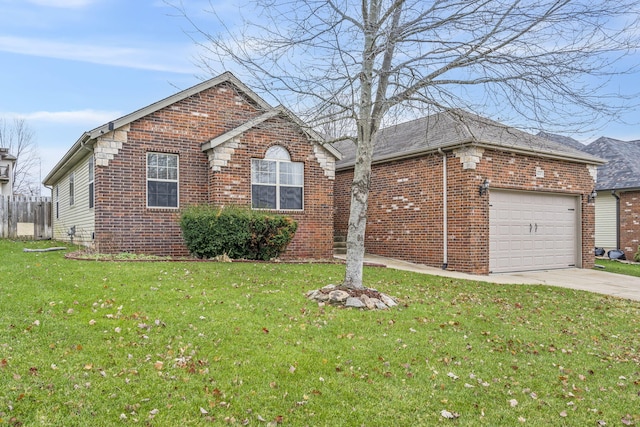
[55,185,59,219]
[251,146,304,210]
[69,173,75,206]
[88,155,94,209]
[146,152,179,209]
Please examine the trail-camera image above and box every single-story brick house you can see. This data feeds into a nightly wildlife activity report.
[333,110,605,274]
[43,72,341,259]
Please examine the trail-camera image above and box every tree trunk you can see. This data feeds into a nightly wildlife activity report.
[343,134,374,290]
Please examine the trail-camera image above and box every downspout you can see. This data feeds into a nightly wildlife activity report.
[611,190,620,250]
[438,148,448,269]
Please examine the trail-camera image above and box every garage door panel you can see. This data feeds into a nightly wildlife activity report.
[489,191,578,273]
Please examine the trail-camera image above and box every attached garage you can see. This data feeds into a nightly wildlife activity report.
[489,191,580,273]
[334,110,604,275]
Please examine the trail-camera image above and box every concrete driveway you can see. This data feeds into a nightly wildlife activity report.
[349,254,640,302]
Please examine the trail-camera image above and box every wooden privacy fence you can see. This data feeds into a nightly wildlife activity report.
[0,196,52,240]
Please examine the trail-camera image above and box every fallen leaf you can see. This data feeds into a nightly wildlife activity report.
[559,411,567,417]
[440,409,460,419]
[509,399,518,407]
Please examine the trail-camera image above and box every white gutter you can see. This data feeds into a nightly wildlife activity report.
[438,148,448,269]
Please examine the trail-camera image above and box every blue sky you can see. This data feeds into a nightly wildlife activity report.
[1,0,639,190]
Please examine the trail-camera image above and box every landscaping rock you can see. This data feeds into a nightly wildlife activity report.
[306,285,399,310]
[375,301,389,310]
[328,290,350,304]
[360,294,376,310]
[380,293,398,307]
[345,297,366,308]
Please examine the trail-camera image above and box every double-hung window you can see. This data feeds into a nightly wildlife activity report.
[147,152,179,208]
[251,145,303,210]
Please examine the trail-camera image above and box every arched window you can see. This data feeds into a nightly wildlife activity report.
[251,145,303,210]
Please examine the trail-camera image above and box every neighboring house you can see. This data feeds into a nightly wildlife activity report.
[0,147,16,196]
[334,110,604,275]
[581,138,640,259]
[542,133,640,260]
[43,72,341,260]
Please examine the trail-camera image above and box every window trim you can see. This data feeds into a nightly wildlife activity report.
[88,155,94,209]
[55,185,59,219]
[251,146,304,211]
[146,152,179,209]
[69,173,75,206]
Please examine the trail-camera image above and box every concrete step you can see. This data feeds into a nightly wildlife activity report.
[333,235,347,255]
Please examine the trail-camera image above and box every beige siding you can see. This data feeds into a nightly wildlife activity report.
[594,193,617,249]
[52,152,95,246]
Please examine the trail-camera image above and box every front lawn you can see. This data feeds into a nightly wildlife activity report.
[594,259,640,277]
[0,240,638,426]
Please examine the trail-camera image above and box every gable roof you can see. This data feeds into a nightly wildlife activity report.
[44,73,281,186]
[334,110,604,169]
[582,137,640,191]
[201,105,342,159]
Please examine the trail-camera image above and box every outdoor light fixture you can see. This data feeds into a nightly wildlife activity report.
[587,189,597,203]
[479,179,490,196]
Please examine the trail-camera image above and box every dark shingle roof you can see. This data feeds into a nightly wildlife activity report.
[536,132,588,152]
[335,110,603,169]
[582,137,640,191]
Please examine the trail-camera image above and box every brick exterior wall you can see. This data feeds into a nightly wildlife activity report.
[619,190,640,260]
[94,81,335,259]
[335,148,597,274]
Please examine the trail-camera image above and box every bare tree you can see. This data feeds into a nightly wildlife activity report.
[174,0,640,289]
[0,118,40,196]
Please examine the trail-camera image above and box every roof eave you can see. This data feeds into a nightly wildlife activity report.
[45,72,275,186]
[43,133,93,186]
[336,141,606,171]
[202,105,343,160]
[88,72,272,140]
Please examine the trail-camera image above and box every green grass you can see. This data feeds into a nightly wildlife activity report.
[0,239,639,426]
[594,259,640,277]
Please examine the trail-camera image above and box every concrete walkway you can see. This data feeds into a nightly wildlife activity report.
[337,254,640,302]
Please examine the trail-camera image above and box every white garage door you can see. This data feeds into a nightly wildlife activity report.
[489,191,579,273]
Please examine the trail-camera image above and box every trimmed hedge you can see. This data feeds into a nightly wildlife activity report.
[179,205,298,260]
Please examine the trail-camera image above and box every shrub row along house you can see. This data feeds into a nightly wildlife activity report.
[44,74,605,274]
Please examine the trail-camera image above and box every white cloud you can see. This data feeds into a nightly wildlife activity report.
[26,0,96,8]
[0,35,197,74]
[2,109,120,126]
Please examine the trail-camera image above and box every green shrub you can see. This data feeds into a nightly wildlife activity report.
[179,205,298,260]
[634,245,640,262]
